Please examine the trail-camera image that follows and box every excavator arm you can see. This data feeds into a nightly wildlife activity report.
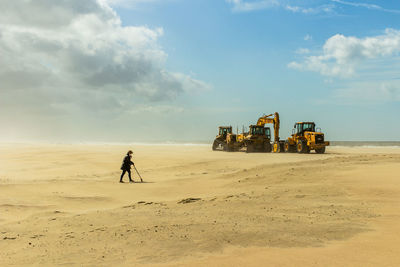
[256,112,280,143]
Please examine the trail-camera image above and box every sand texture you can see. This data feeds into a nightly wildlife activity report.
[0,144,399,266]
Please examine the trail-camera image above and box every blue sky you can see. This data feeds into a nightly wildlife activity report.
[0,0,399,142]
[115,0,400,141]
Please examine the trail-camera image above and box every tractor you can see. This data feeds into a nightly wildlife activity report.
[212,126,238,152]
[284,122,329,154]
[237,125,272,153]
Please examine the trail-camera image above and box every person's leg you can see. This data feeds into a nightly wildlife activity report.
[120,170,126,182]
[128,169,133,182]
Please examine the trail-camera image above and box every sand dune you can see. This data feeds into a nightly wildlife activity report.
[0,144,399,266]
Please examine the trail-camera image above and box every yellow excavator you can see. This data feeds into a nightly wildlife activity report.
[284,122,329,153]
[256,112,285,153]
[235,112,282,153]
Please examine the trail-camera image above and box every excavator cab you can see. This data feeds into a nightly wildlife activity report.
[265,127,271,139]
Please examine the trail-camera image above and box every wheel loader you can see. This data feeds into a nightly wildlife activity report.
[284,122,330,154]
[237,125,272,153]
[212,126,239,152]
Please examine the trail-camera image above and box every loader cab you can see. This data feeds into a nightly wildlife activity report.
[249,125,271,139]
[219,126,232,138]
[294,122,315,136]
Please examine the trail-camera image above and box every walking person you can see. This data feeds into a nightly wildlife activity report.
[120,150,134,183]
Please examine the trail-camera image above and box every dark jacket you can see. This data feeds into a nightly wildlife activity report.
[121,154,134,171]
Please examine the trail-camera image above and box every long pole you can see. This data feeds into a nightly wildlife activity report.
[133,166,143,182]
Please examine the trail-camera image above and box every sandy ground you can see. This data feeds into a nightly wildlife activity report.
[0,144,399,266]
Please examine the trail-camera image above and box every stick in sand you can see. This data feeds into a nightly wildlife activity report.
[133,165,143,182]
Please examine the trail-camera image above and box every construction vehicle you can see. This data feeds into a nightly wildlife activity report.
[237,125,272,153]
[256,112,284,153]
[213,112,281,153]
[284,122,330,153]
[212,126,239,152]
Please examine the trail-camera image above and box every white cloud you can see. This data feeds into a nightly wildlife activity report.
[127,104,185,115]
[290,29,400,103]
[288,29,400,77]
[0,0,209,105]
[285,4,334,14]
[226,0,334,14]
[226,0,400,15]
[225,0,278,12]
[332,0,400,14]
[0,0,210,141]
[104,0,158,8]
[304,34,312,41]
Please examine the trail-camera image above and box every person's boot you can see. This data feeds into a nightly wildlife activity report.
[119,180,124,183]
[129,179,134,183]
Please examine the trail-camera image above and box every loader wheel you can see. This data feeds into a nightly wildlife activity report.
[284,141,295,153]
[264,142,272,153]
[315,147,326,154]
[297,140,308,153]
[212,140,218,151]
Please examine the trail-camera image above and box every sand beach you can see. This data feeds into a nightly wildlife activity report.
[0,144,399,266]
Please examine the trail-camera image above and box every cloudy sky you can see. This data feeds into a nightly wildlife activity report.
[1,0,399,142]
